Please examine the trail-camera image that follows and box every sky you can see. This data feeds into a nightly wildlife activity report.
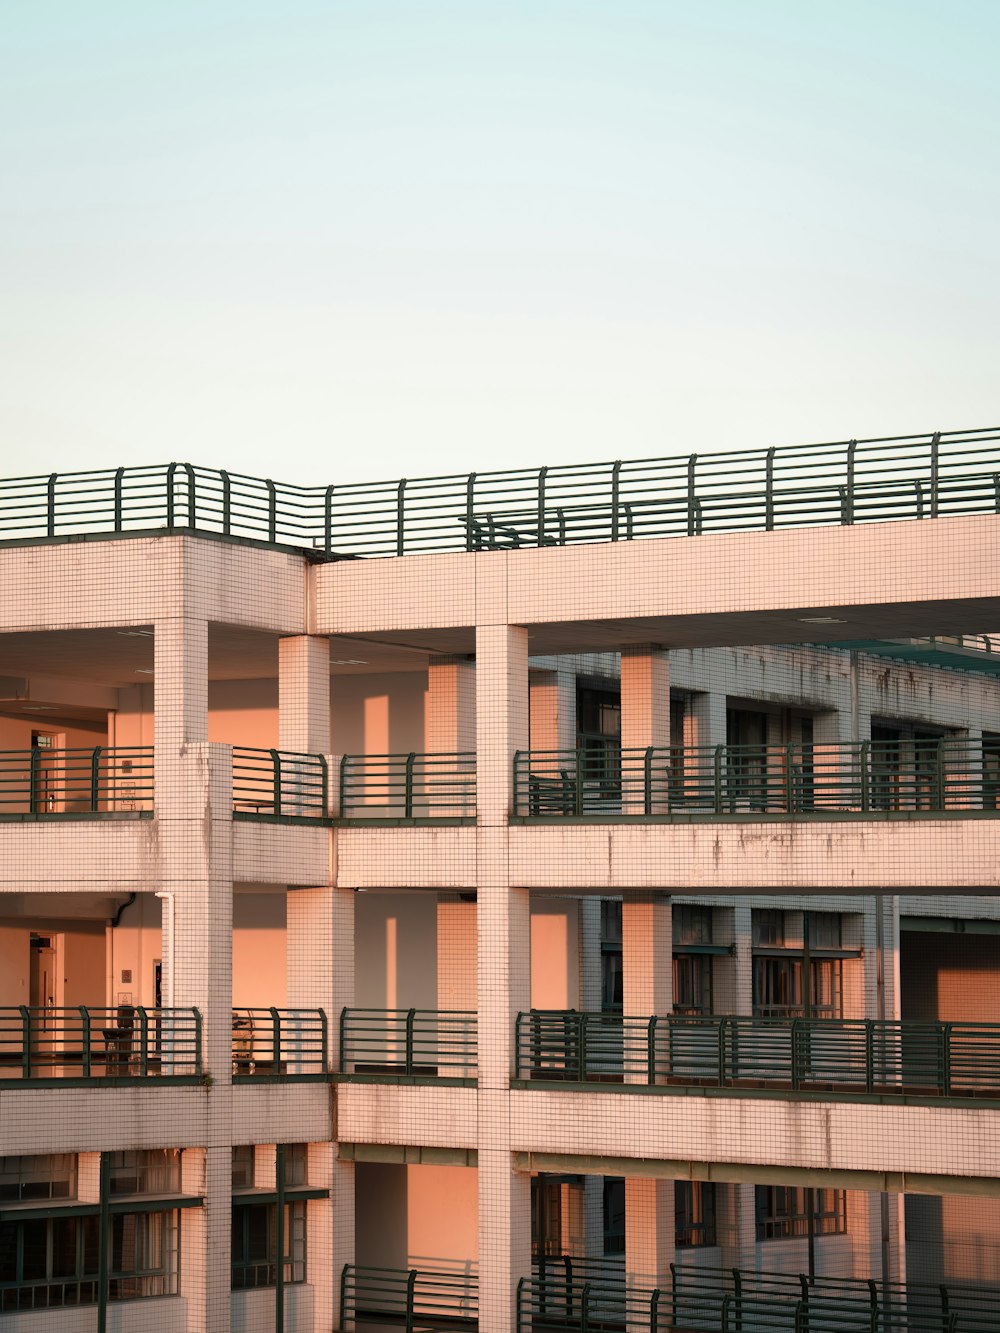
[1,1,998,487]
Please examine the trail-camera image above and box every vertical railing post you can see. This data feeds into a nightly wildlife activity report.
[644,746,653,816]
[271,749,282,818]
[138,1006,148,1076]
[713,745,724,813]
[930,430,941,519]
[718,1016,728,1086]
[319,1007,328,1073]
[537,465,548,545]
[860,740,871,812]
[610,460,622,541]
[647,1014,657,1084]
[941,1023,952,1097]
[579,1012,588,1082]
[575,748,583,817]
[406,1269,417,1333]
[275,1142,285,1333]
[270,1007,282,1072]
[339,755,348,819]
[785,742,795,812]
[20,1005,31,1079]
[765,446,776,530]
[222,470,232,535]
[194,1007,203,1075]
[113,466,124,531]
[405,752,415,819]
[318,754,329,819]
[97,1151,110,1333]
[844,439,857,525]
[166,462,177,528]
[323,483,334,555]
[91,746,101,812]
[464,472,477,551]
[396,479,407,557]
[686,454,698,536]
[936,738,947,810]
[339,1007,348,1074]
[514,1013,522,1078]
[791,1019,802,1091]
[183,463,197,527]
[81,1006,91,1078]
[405,1007,416,1076]
[865,1019,875,1095]
[47,472,57,537]
[580,1282,591,1333]
[29,746,40,815]
[266,477,277,543]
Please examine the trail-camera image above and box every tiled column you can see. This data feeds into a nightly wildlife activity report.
[438,894,478,1076]
[476,623,532,1333]
[279,635,331,754]
[426,656,476,751]
[154,620,231,1331]
[286,884,353,1068]
[625,1176,675,1296]
[620,645,670,812]
[622,895,671,1083]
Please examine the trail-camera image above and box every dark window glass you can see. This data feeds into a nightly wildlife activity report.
[673,955,712,1016]
[675,1181,716,1247]
[674,906,712,946]
[108,1149,180,1196]
[231,1201,306,1290]
[755,1186,846,1240]
[232,1146,255,1191]
[603,1178,625,1256]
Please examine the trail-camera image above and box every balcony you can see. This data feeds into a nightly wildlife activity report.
[517,1260,996,1332]
[340,1264,478,1329]
[0,746,152,819]
[231,1007,328,1080]
[340,1008,477,1081]
[513,738,1000,821]
[232,747,330,822]
[514,1012,1000,1104]
[0,1006,201,1083]
[338,753,476,823]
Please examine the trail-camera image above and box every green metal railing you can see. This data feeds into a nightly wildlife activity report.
[514,738,1000,817]
[515,1011,1000,1100]
[231,748,329,819]
[231,1007,328,1078]
[0,1006,201,1079]
[0,746,153,815]
[340,1008,477,1076]
[518,1261,996,1331]
[340,1264,478,1330]
[339,752,475,819]
[2,429,997,559]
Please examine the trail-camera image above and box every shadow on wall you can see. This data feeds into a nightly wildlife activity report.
[900,931,1000,1022]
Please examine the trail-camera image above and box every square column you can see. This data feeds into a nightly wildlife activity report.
[622,894,671,1084]
[620,645,670,812]
[438,894,478,1077]
[286,884,353,1068]
[426,656,476,752]
[279,635,331,754]
[625,1176,675,1295]
[182,1143,232,1333]
[476,624,532,1333]
[154,617,208,814]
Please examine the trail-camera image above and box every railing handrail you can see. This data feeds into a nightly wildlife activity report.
[4,429,998,559]
[0,1005,202,1079]
[339,751,477,820]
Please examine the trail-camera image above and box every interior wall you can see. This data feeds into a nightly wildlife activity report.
[531,899,581,1010]
[232,893,287,1007]
[208,678,279,748]
[60,924,107,1008]
[906,1194,1000,1284]
[407,1165,478,1269]
[0,925,28,1006]
[900,932,1000,1021]
[355,1163,408,1269]
[332,672,427,755]
[109,895,163,1008]
[354,893,438,1009]
[0,714,106,749]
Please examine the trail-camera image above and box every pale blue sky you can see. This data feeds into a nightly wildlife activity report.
[1,1,997,484]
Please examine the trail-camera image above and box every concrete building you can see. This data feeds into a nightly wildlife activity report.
[1,434,999,1332]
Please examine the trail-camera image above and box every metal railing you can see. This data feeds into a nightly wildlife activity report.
[3,430,997,559]
[518,1261,996,1332]
[515,1011,1000,1100]
[339,752,476,819]
[230,1007,328,1077]
[0,746,153,815]
[231,747,329,819]
[0,1006,201,1078]
[340,1008,477,1076]
[340,1264,478,1330]
[514,738,1000,817]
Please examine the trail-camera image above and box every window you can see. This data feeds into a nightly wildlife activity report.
[231,1201,306,1290]
[108,1150,181,1196]
[232,1147,255,1191]
[752,912,843,1020]
[0,1156,76,1204]
[673,955,712,1016]
[755,1187,846,1241]
[602,1178,625,1256]
[753,910,785,948]
[109,1211,179,1300]
[675,1181,716,1248]
[600,900,623,1014]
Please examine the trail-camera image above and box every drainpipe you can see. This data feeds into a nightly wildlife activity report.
[155,892,174,1007]
[275,1143,285,1333]
[97,1150,111,1333]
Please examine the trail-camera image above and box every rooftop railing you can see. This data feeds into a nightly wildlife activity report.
[4,429,997,559]
[515,1011,1000,1101]
[0,1006,201,1079]
[339,752,476,820]
[340,1008,477,1077]
[231,1007,328,1078]
[340,1263,478,1330]
[231,747,329,820]
[514,737,1000,818]
[519,1261,997,1331]
[0,746,153,816]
